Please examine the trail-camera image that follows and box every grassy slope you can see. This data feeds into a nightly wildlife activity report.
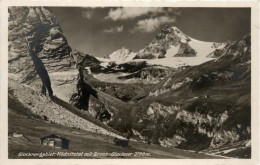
[8,96,222,159]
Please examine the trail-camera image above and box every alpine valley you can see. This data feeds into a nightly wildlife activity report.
[8,7,251,159]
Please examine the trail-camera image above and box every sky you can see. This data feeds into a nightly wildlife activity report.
[47,7,251,57]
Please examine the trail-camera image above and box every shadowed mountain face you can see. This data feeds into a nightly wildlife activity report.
[8,6,251,158]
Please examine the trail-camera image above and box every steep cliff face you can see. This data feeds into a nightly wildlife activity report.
[8,7,75,102]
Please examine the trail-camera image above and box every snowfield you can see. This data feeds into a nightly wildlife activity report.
[188,37,225,58]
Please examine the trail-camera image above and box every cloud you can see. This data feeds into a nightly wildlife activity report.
[104,26,124,33]
[130,16,176,33]
[82,10,93,19]
[104,8,181,33]
[105,7,164,21]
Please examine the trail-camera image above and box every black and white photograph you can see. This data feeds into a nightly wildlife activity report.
[1,1,259,163]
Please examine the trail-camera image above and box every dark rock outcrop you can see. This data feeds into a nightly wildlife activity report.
[174,43,196,57]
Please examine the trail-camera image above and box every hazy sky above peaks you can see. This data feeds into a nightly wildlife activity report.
[47,7,251,57]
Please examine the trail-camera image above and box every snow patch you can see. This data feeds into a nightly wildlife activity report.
[165,45,180,58]
[188,38,216,58]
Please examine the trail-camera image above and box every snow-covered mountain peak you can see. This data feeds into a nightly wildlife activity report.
[105,47,137,63]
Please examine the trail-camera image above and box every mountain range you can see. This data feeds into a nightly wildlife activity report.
[101,25,227,62]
